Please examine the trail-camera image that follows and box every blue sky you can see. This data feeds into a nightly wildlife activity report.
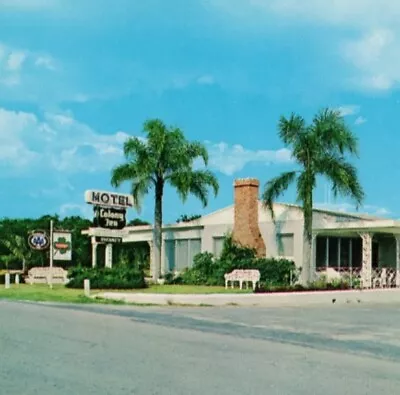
[0,0,399,223]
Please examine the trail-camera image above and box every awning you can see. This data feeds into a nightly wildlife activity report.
[313,219,400,236]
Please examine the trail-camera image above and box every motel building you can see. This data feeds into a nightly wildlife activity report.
[82,179,400,288]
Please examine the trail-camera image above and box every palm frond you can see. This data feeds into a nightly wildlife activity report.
[111,162,153,211]
[262,171,297,221]
[186,141,209,165]
[316,155,364,208]
[278,113,307,146]
[312,108,359,156]
[169,169,219,207]
[131,177,153,213]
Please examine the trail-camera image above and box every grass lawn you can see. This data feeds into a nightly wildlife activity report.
[0,284,124,304]
[0,284,252,304]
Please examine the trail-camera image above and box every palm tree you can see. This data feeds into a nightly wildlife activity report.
[262,108,364,284]
[0,235,32,272]
[111,119,219,281]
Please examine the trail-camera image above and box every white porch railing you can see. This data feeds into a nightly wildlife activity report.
[316,267,400,289]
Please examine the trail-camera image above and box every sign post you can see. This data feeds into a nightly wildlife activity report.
[49,220,54,289]
[85,189,133,268]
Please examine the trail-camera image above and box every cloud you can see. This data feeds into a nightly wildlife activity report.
[0,42,56,90]
[336,105,360,117]
[59,203,92,219]
[341,29,400,91]
[354,116,367,125]
[0,106,293,179]
[34,56,56,71]
[197,74,215,85]
[6,51,26,71]
[0,107,130,175]
[206,141,292,175]
[206,1,400,93]
[0,0,59,10]
[315,202,391,217]
[245,0,400,28]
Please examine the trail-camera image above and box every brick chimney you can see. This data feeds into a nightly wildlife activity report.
[232,178,266,257]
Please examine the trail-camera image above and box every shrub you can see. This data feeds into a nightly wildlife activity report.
[66,266,146,289]
[252,258,298,287]
[180,252,215,285]
[180,235,297,287]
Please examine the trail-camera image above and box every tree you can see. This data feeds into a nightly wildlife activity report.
[262,108,364,284]
[0,234,32,271]
[176,214,201,223]
[111,119,219,281]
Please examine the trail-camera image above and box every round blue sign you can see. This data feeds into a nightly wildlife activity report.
[28,231,50,250]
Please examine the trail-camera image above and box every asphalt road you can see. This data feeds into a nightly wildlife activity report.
[1,301,400,395]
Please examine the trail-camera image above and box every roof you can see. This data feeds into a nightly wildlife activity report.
[82,200,388,237]
[313,219,400,235]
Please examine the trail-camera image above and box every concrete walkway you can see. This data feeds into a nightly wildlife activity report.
[97,288,400,306]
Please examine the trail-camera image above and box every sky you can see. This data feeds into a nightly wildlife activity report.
[0,0,399,223]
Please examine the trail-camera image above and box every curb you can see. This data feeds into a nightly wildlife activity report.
[97,288,400,307]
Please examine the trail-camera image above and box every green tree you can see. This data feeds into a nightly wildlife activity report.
[0,234,32,271]
[262,108,364,284]
[111,119,219,280]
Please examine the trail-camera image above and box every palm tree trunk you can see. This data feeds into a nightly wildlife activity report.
[302,178,313,285]
[22,258,26,272]
[152,179,163,282]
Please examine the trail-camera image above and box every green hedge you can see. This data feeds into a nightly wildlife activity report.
[174,235,298,287]
[66,266,147,289]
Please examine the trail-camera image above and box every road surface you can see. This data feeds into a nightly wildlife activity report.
[1,301,400,394]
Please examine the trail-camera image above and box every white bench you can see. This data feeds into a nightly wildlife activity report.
[26,267,69,285]
[224,269,260,290]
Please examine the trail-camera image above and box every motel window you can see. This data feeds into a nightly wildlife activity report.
[176,240,189,271]
[276,233,294,257]
[165,240,175,271]
[188,239,201,266]
[328,237,338,267]
[164,238,202,272]
[213,237,225,257]
[315,236,363,269]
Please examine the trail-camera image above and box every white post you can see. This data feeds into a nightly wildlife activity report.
[325,237,329,268]
[105,244,113,268]
[84,279,90,297]
[311,234,317,281]
[360,233,372,289]
[148,240,154,279]
[15,274,19,285]
[4,273,10,289]
[91,237,98,268]
[49,219,54,289]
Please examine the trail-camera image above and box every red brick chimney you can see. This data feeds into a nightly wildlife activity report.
[232,178,266,257]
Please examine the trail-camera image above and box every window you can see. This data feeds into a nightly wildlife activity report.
[165,240,175,271]
[276,233,294,257]
[316,236,327,268]
[188,239,201,267]
[164,238,202,271]
[328,237,338,267]
[213,237,225,257]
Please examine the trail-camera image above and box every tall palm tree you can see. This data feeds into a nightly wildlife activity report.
[262,108,364,284]
[111,119,219,281]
